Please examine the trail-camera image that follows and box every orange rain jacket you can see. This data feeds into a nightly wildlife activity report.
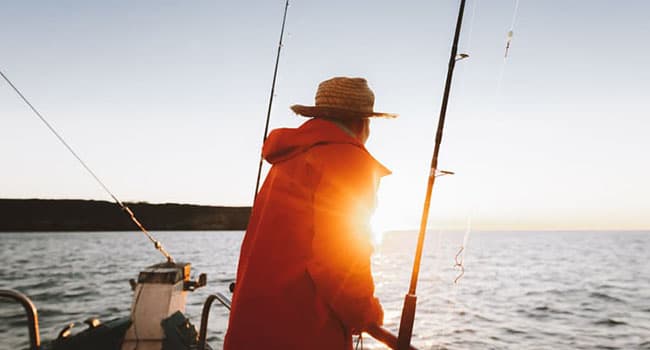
[224,118,390,349]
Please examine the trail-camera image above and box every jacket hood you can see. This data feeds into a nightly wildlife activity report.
[262,118,391,175]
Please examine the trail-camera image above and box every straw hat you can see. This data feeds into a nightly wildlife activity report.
[291,77,398,119]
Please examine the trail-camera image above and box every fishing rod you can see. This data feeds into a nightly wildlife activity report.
[0,69,174,263]
[396,0,468,348]
[253,0,290,202]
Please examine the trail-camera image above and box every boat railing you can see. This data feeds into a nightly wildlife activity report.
[0,289,41,350]
[198,292,232,350]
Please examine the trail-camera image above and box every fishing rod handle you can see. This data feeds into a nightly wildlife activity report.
[396,293,417,349]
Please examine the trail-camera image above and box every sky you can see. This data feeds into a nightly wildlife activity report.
[1,0,649,231]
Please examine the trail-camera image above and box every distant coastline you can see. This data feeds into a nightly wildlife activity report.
[0,199,251,231]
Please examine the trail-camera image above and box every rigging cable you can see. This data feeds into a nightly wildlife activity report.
[0,69,174,263]
[253,0,290,202]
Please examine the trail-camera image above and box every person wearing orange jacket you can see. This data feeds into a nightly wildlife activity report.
[224,76,397,349]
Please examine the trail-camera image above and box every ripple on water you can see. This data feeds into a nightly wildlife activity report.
[7,316,35,328]
[595,345,621,350]
[451,328,476,335]
[503,327,526,335]
[593,318,628,326]
[525,287,583,297]
[452,339,493,349]
[590,292,626,303]
[579,304,602,312]
[13,278,61,291]
[3,230,649,350]
[428,343,450,350]
[471,313,496,323]
[533,305,573,316]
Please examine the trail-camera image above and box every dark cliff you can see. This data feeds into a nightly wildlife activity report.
[0,199,251,231]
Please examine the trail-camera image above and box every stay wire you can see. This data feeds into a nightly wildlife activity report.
[0,68,174,263]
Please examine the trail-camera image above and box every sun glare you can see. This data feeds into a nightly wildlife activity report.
[370,212,388,246]
[370,185,411,246]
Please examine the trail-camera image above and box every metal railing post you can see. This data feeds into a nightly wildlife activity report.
[0,289,41,350]
[198,292,232,350]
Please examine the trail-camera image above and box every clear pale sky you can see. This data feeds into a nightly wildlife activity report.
[1,1,648,231]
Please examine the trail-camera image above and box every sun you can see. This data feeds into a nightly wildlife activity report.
[370,211,390,246]
[369,190,408,246]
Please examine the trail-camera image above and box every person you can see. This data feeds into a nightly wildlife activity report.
[224,76,397,349]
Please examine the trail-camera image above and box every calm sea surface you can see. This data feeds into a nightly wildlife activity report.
[1,230,649,350]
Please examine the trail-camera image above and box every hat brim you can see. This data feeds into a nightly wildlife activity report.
[291,105,398,119]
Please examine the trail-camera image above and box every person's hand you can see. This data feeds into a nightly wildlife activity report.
[351,297,384,335]
[365,297,384,328]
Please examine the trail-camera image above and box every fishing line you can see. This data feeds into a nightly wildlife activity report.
[453,247,465,284]
[503,0,520,60]
[431,216,472,349]
[509,0,521,31]
[453,217,472,284]
[419,0,480,330]
[253,0,290,202]
[438,0,479,284]
[496,0,521,96]
[0,68,174,263]
[395,0,468,347]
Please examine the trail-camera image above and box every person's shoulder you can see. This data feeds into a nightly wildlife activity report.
[313,142,369,161]
[310,143,378,175]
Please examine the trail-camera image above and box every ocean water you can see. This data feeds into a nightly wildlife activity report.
[0,230,649,350]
